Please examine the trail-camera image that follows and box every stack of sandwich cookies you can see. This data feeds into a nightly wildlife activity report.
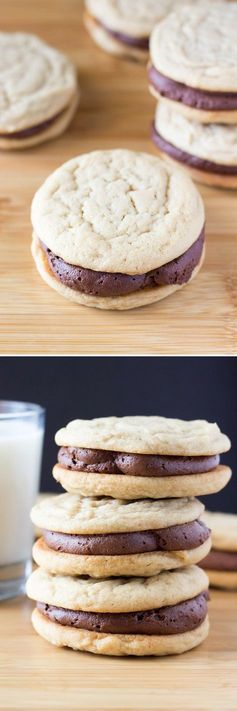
[53,416,231,499]
[27,415,231,656]
[0,33,79,150]
[26,565,209,656]
[31,494,211,577]
[84,0,198,62]
[31,149,205,310]
[149,3,237,188]
[201,511,237,590]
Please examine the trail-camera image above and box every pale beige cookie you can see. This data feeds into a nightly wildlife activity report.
[32,234,203,310]
[150,3,237,91]
[30,493,205,534]
[0,33,79,144]
[53,463,231,499]
[55,415,230,455]
[33,536,211,577]
[149,92,237,127]
[155,104,237,166]
[31,608,209,656]
[202,511,237,552]
[26,565,208,613]
[0,92,79,151]
[31,149,204,273]
[205,570,237,590]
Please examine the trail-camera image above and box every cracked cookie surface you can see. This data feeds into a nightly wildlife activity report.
[55,416,230,455]
[31,493,204,533]
[31,149,204,274]
[150,3,237,92]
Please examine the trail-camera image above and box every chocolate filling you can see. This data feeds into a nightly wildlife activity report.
[41,228,205,297]
[43,519,210,556]
[152,124,237,176]
[91,14,149,49]
[37,591,208,635]
[0,108,66,140]
[57,446,219,477]
[201,549,237,572]
[148,65,237,111]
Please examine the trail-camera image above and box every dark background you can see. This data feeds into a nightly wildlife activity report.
[0,357,236,512]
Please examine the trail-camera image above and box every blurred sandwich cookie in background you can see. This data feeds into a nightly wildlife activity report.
[0,33,79,149]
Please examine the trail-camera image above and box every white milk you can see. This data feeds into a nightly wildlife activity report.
[0,420,44,566]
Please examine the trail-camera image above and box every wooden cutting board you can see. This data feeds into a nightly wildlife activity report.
[1,0,236,355]
[0,590,236,710]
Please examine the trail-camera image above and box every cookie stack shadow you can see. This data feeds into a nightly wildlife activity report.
[27,416,231,656]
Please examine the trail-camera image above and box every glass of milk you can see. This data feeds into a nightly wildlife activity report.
[0,401,45,600]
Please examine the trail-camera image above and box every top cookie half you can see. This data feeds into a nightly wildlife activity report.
[55,415,230,456]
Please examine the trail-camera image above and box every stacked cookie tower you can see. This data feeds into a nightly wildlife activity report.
[149,2,237,188]
[27,415,231,657]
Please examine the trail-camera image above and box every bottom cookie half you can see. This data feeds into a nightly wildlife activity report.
[31,235,204,311]
[33,536,211,577]
[52,463,231,499]
[31,608,209,656]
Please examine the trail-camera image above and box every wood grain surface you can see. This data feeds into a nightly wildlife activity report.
[1,0,237,355]
[0,590,236,711]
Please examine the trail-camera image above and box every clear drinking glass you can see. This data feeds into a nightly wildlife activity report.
[0,400,45,600]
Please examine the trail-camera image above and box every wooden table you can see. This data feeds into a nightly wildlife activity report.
[0,590,236,710]
[1,0,236,355]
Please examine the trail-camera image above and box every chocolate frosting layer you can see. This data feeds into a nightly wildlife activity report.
[201,549,237,572]
[42,229,204,297]
[152,124,237,176]
[0,109,65,140]
[37,592,208,635]
[43,519,210,556]
[58,446,219,477]
[148,65,237,111]
[97,17,149,49]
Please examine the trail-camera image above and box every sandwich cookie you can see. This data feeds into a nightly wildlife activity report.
[53,416,231,499]
[31,494,211,577]
[152,104,237,189]
[26,565,209,656]
[149,3,237,124]
[0,33,79,150]
[84,0,197,62]
[31,149,205,310]
[201,511,237,590]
